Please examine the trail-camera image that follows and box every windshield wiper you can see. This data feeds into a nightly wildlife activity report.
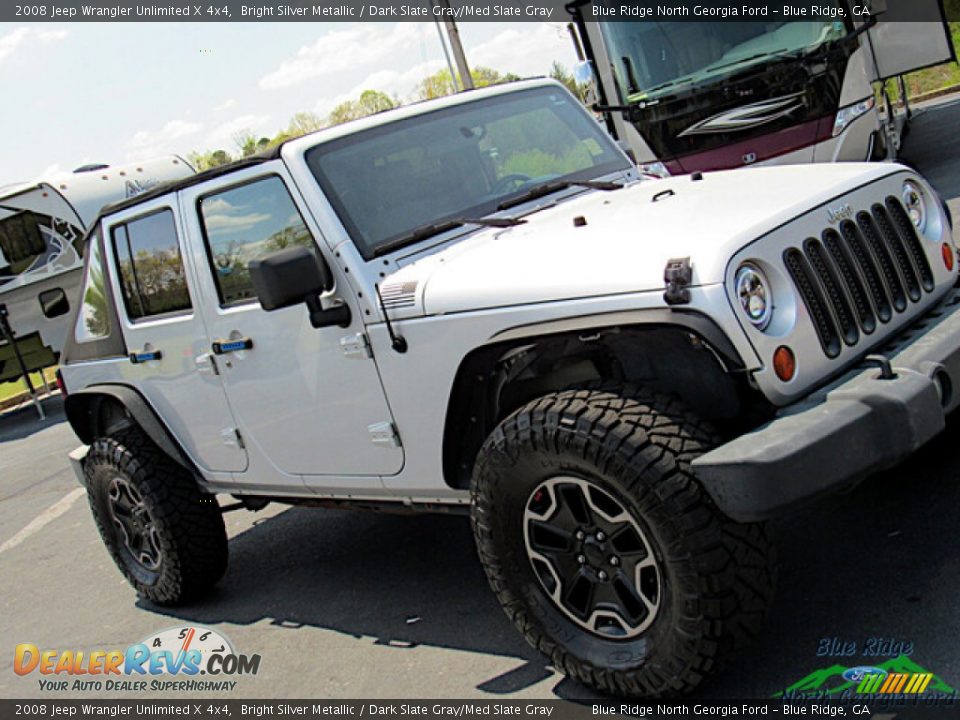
[371,215,530,258]
[497,180,622,211]
[641,76,696,96]
[704,49,788,74]
[372,219,464,257]
[455,216,527,228]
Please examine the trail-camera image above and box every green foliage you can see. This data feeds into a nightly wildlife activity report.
[327,89,398,126]
[82,260,109,337]
[416,66,520,100]
[549,61,589,103]
[498,147,593,178]
[118,248,190,317]
[188,63,532,168]
[287,111,324,136]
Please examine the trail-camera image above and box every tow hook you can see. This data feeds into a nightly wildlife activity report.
[864,354,897,380]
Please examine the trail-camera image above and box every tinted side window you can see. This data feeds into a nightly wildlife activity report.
[198,176,314,306]
[111,209,191,321]
[75,233,110,342]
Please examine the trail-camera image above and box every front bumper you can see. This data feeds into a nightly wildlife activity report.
[693,290,960,522]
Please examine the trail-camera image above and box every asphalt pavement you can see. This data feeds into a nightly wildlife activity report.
[2,98,960,701]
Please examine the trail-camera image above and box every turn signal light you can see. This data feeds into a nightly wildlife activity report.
[773,346,796,382]
[942,243,954,272]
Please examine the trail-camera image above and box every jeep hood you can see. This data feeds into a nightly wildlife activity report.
[381,163,903,317]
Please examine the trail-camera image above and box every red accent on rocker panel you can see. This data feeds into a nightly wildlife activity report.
[664,116,835,175]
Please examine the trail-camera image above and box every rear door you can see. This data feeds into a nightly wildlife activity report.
[178,165,403,479]
[102,198,247,474]
[862,1,955,79]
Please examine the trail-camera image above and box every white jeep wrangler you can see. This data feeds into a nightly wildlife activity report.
[60,79,956,697]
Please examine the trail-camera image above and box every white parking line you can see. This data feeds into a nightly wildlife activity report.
[0,488,86,556]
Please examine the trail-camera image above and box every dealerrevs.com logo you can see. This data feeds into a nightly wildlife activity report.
[14,626,261,693]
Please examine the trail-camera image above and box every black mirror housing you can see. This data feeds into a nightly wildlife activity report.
[248,246,351,329]
[249,247,333,311]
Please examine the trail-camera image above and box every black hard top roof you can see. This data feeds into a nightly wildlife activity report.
[99,145,283,217]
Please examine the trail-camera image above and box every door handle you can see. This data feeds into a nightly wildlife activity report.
[195,352,219,376]
[212,337,254,355]
[129,349,162,364]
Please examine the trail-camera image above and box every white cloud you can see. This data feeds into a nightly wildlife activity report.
[0,28,31,65]
[203,211,271,233]
[214,98,237,112]
[0,27,70,66]
[36,29,70,43]
[314,58,445,117]
[204,114,272,150]
[259,23,433,90]
[126,119,204,160]
[468,24,578,78]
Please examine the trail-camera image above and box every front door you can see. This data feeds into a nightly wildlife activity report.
[179,166,403,479]
[102,199,247,473]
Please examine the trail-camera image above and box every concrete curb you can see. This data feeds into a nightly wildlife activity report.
[0,388,59,413]
[910,85,960,105]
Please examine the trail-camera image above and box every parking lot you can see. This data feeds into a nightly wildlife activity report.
[2,97,960,701]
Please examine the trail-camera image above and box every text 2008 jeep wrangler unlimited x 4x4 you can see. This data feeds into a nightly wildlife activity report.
[60,79,956,696]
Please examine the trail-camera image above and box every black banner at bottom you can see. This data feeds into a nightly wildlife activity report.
[4,700,960,720]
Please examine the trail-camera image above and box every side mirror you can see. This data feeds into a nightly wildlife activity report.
[248,247,351,328]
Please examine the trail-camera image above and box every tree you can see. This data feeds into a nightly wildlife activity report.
[549,61,589,104]
[416,66,520,101]
[287,111,324,137]
[327,100,360,126]
[356,89,396,116]
[187,149,234,171]
[233,131,271,158]
[326,89,398,126]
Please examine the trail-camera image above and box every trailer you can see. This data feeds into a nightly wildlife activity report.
[567,0,956,174]
[0,157,194,410]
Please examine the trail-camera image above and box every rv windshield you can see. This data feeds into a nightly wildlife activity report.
[598,15,848,103]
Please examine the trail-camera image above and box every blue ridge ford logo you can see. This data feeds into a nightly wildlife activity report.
[842,666,888,683]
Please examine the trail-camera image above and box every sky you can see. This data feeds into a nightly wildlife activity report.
[0,21,580,185]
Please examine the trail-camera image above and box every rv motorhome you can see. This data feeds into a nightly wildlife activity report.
[567,0,956,174]
[0,157,194,389]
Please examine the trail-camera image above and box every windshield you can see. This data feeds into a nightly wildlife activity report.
[305,86,629,259]
[598,15,848,103]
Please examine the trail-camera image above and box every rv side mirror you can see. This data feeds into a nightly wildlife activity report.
[248,247,351,329]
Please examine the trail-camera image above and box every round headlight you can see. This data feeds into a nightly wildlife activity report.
[736,263,773,330]
[902,181,927,232]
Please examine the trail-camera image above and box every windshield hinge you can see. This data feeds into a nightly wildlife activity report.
[663,257,693,306]
[368,421,401,449]
[341,333,372,360]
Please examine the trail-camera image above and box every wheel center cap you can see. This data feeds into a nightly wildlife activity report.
[582,537,607,567]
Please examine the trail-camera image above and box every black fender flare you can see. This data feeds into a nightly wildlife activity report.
[64,384,195,471]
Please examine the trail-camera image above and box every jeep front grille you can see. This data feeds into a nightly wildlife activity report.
[783,197,935,358]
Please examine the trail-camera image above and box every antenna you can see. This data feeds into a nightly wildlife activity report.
[375,284,408,354]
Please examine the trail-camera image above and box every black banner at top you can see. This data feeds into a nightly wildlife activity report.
[3,0,958,23]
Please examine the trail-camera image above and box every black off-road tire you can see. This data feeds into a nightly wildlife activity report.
[84,428,228,605]
[470,386,776,697]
